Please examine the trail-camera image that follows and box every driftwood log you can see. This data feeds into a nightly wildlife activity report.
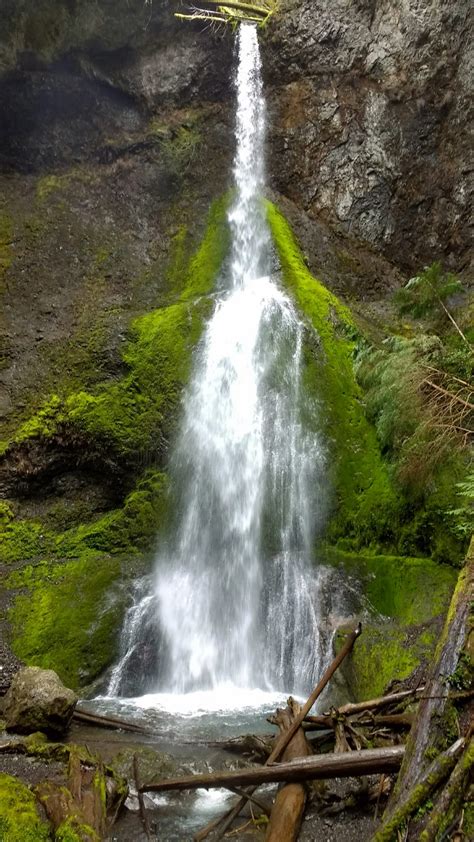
[73,706,152,734]
[140,746,405,794]
[193,622,362,840]
[265,698,312,842]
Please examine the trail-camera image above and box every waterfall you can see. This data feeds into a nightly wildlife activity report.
[109,25,329,700]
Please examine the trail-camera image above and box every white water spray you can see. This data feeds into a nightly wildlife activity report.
[110,25,329,702]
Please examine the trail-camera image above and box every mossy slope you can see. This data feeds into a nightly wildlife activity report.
[267,202,398,548]
[2,198,230,690]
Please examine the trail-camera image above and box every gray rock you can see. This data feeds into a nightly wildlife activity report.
[4,667,77,736]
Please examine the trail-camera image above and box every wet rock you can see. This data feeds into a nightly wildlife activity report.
[263,0,472,276]
[4,667,77,736]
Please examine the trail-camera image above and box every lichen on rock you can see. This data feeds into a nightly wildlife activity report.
[4,666,77,736]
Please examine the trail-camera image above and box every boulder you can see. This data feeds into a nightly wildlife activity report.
[4,667,77,736]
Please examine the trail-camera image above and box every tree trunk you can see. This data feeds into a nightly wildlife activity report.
[371,738,465,842]
[419,736,474,842]
[266,698,312,842]
[140,746,405,794]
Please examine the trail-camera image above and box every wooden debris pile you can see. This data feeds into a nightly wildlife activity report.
[137,541,473,841]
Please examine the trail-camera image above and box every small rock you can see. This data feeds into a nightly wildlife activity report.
[3,667,77,736]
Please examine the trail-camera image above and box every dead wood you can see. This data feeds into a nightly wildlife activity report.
[265,698,312,842]
[206,733,273,761]
[384,539,473,818]
[193,622,362,840]
[141,746,405,794]
[73,707,151,734]
[371,737,465,842]
[35,749,127,840]
[304,713,414,731]
[134,753,152,841]
[226,786,271,817]
[419,736,474,842]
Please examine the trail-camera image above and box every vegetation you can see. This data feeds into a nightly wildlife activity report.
[2,198,230,688]
[395,262,471,348]
[0,774,50,842]
[356,274,472,562]
[266,201,399,549]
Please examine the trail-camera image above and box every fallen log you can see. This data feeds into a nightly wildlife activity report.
[141,746,405,794]
[73,707,152,734]
[371,737,465,842]
[307,686,426,723]
[303,713,414,731]
[194,623,362,840]
[383,538,473,817]
[265,698,312,842]
[419,736,474,842]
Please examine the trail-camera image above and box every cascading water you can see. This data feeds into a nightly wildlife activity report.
[109,24,331,702]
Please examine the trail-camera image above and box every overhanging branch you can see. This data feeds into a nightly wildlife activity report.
[175,0,275,26]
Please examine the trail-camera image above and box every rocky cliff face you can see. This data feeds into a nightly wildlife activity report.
[263,0,471,284]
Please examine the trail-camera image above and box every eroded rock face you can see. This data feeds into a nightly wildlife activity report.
[4,666,77,735]
[263,0,472,275]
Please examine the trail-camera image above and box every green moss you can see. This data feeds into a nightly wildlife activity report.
[322,549,457,625]
[0,520,58,564]
[266,202,398,549]
[0,773,51,842]
[8,550,128,689]
[15,395,64,443]
[55,817,99,842]
[36,174,67,202]
[6,196,229,461]
[348,623,430,700]
[326,550,457,700]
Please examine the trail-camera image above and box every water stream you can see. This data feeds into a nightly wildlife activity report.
[107,23,333,710]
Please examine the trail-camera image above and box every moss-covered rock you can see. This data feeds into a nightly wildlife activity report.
[323,549,457,625]
[8,551,139,690]
[0,773,51,842]
[326,550,457,700]
[267,202,398,548]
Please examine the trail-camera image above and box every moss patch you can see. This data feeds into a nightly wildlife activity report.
[0,773,50,842]
[349,624,426,700]
[6,195,229,461]
[8,551,134,690]
[266,202,398,549]
[322,549,457,625]
[327,549,457,700]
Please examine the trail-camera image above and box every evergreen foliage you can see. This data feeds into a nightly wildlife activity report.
[395,262,462,319]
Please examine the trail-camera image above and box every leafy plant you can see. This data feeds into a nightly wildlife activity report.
[447,473,474,538]
[356,334,473,494]
[395,262,471,348]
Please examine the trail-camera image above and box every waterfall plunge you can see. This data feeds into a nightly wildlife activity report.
[109,25,329,701]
